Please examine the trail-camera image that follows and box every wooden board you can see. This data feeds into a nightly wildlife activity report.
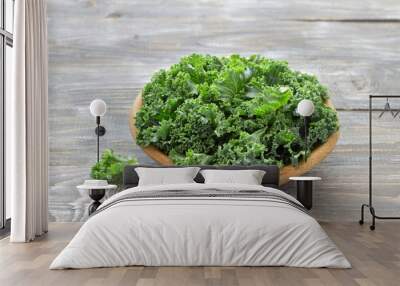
[130,92,340,185]
[47,0,400,222]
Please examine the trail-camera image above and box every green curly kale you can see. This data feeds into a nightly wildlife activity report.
[91,149,138,186]
[135,54,339,167]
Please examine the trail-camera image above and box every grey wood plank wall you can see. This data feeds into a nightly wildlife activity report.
[47,0,400,222]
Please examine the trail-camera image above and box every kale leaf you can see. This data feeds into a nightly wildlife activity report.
[91,149,138,187]
[135,54,339,166]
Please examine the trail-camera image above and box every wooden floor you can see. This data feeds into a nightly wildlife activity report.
[0,222,398,286]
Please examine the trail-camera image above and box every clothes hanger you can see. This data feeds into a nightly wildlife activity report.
[378,97,397,118]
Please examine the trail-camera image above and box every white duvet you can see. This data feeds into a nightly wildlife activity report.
[50,183,350,269]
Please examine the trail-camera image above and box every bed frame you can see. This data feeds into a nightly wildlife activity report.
[123,165,280,189]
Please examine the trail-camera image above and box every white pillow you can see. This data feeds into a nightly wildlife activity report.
[135,167,200,186]
[200,169,266,185]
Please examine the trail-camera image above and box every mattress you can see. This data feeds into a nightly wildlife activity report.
[50,183,350,269]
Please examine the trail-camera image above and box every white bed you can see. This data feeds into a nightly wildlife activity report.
[50,183,350,269]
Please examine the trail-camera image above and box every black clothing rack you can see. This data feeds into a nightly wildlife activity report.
[360,95,400,230]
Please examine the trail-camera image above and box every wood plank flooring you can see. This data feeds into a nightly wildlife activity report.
[0,222,399,286]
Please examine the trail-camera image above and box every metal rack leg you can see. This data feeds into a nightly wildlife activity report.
[359,204,376,230]
[369,207,376,231]
[359,204,367,225]
[360,204,374,229]
[359,203,400,230]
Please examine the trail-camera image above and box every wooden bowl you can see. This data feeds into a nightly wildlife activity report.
[130,92,340,185]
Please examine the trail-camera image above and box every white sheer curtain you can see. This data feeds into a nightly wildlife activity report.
[9,0,48,242]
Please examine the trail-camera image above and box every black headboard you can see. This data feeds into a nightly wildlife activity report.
[123,165,280,189]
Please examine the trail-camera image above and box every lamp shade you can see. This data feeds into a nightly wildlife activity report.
[297,99,315,117]
[90,99,107,117]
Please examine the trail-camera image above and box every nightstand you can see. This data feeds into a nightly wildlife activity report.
[77,183,117,215]
[289,177,321,210]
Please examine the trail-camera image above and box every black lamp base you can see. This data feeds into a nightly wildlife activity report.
[95,116,106,163]
[88,189,105,215]
[95,125,106,136]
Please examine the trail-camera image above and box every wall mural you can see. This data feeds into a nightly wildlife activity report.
[47,0,400,222]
